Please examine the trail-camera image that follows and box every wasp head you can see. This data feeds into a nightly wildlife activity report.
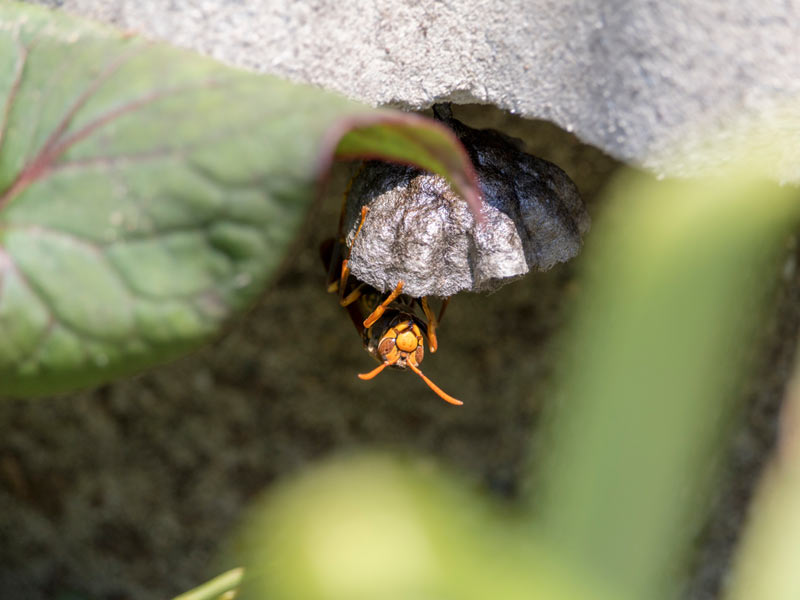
[358,312,461,405]
[374,317,425,368]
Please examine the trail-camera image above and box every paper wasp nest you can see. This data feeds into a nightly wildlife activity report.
[343,107,590,298]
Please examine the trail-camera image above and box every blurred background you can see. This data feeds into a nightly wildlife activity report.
[0,105,620,598]
[6,2,800,599]
[0,103,797,600]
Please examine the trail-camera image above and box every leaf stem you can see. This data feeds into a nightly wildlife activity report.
[172,567,244,600]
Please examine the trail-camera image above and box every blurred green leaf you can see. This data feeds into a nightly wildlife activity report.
[217,160,800,599]
[0,3,479,396]
[232,453,604,600]
[536,171,800,599]
[726,345,800,600]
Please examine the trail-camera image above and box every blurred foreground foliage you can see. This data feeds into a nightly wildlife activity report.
[181,165,798,600]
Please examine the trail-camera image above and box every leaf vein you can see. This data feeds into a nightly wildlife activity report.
[0,222,241,302]
[0,26,28,158]
[0,40,149,212]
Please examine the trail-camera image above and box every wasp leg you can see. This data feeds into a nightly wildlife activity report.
[337,163,367,237]
[323,173,362,294]
[420,297,440,353]
[438,297,451,323]
[340,283,364,307]
[363,280,404,328]
[326,246,342,293]
[338,205,370,304]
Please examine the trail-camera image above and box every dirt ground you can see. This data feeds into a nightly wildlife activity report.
[0,105,794,600]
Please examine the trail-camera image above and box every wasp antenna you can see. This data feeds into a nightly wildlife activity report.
[358,362,389,380]
[358,355,398,381]
[407,362,463,406]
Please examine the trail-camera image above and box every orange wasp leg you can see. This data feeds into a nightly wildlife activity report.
[420,297,440,353]
[337,163,367,236]
[340,283,365,307]
[338,205,369,304]
[363,280,405,329]
[437,297,451,323]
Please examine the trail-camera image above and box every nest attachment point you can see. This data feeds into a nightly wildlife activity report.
[343,108,590,298]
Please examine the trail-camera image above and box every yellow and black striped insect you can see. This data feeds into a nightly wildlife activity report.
[321,201,462,406]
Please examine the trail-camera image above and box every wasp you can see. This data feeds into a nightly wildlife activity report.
[321,187,462,406]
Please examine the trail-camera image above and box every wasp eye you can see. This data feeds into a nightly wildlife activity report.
[378,338,396,360]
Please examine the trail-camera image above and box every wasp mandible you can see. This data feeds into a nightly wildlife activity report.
[321,188,462,406]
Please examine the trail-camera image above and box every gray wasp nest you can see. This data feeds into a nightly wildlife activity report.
[343,106,590,298]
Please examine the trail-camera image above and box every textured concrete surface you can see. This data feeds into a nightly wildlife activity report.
[26,0,800,180]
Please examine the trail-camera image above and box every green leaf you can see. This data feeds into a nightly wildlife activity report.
[0,3,480,396]
[726,351,800,600]
[231,453,604,600]
[218,170,800,600]
[536,171,800,599]
[172,567,243,600]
